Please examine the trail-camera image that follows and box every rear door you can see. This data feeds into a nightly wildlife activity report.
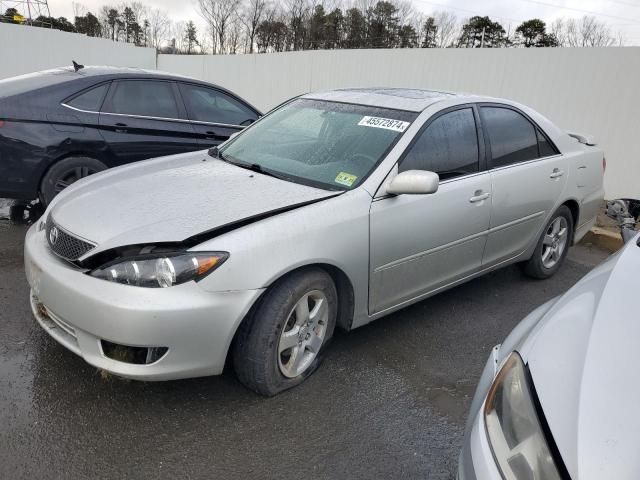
[480,104,567,266]
[177,82,259,147]
[99,79,198,165]
[369,106,492,314]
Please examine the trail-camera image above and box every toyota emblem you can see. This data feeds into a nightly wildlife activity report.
[49,226,59,245]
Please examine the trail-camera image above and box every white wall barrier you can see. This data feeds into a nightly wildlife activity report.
[0,22,155,78]
[159,48,640,198]
[0,23,636,198]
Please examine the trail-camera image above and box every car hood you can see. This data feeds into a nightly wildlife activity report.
[521,236,640,480]
[47,150,337,254]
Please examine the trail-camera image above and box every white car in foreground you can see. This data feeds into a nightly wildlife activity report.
[459,200,640,480]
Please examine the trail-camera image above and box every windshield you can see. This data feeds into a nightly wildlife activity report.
[219,98,417,190]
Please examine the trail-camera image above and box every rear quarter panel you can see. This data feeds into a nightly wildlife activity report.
[0,80,112,198]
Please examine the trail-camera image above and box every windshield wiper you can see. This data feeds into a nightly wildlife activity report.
[234,161,287,180]
[211,150,286,181]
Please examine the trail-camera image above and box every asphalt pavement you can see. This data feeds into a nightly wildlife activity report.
[0,209,610,480]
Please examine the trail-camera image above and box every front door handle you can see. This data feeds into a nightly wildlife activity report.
[550,168,564,179]
[114,122,128,133]
[469,191,490,203]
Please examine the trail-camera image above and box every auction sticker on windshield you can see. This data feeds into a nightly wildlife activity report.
[358,116,410,133]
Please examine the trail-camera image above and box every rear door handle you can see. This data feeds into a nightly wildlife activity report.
[550,169,564,179]
[469,192,490,203]
[114,122,128,133]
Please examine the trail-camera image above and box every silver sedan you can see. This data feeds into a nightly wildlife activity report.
[24,88,604,395]
[459,200,640,480]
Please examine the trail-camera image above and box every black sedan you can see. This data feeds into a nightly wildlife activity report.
[0,64,261,206]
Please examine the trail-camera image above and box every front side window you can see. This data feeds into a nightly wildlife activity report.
[104,80,179,119]
[220,99,417,190]
[179,83,257,126]
[482,107,539,168]
[399,108,479,180]
[67,83,109,111]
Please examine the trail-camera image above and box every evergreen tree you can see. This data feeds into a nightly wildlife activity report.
[344,8,366,49]
[184,20,199,54]
[324,8,344,49]
[458,16,506,48]
[398,25,417,48]
[368,1,399,48]
[421,16,437,48]
[308,5,326,49]
[515,19,559,47]
[75,12,102,37]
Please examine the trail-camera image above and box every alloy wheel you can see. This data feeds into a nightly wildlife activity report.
[541,216,569,269]
[54,166,97,194]
[277,290,329,378]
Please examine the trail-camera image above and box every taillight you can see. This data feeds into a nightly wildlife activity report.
[603,156,607,173]
[0,120,5,128]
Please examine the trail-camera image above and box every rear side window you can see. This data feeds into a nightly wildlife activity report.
[178,83,257,125]
[537,129,558,157]
[104,80,179,119]
[482,107,539,168]
[67,83,109,111]
[400,108,479,180]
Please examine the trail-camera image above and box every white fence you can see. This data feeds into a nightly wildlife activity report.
[158,48,640,199]
[0,23,637,198]
[0,22,155,78]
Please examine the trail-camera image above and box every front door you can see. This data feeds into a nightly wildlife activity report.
[369,106,492,314]
[99,79,198,165]
[176,83,259,147]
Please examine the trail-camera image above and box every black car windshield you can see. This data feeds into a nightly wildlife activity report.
[219,98,417,190]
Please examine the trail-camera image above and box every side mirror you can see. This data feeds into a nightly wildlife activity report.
[386,170,439,195]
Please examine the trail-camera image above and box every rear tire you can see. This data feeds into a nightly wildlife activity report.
[40,156,107,205]
[233,268,337,396]
[523,205,574,279]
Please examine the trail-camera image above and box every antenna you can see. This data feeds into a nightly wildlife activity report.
[0,0,52,27]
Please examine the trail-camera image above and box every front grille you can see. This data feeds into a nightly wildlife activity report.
[46,218,96,261]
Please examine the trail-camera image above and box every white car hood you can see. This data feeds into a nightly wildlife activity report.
[47,150,337,254]
[521,237,640,480]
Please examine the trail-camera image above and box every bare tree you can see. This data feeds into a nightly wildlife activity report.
[72,2,87,18]
[563,16,615,47]
[147,8,170,50]
[550,18,565,46]
[126,1,147,25]
[284,0,309,50]
[172,21,187,53]
[228,12,245,54]
[241,0,267,53]
[433,10,458,48]
[198,0,242,54]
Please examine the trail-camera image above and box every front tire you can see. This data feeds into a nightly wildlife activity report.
[40,156,107,205]
[523,205,574,279]
[233,268,337,396]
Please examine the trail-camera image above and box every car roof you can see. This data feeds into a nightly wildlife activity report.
[58,65,200,82]
[302,87,494,112]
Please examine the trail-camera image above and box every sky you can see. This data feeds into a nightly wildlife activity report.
[44,0,640,45]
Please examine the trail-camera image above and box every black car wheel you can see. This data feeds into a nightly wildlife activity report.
[40,156,107,205]
[233,268,338,396]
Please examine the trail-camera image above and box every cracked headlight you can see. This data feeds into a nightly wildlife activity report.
[89,252,228,288]
[484,352,564,480]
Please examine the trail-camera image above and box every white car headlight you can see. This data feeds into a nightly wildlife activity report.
[484,352,565,480]
[89,252,228,288]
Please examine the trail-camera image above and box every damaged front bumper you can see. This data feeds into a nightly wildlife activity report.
[24,224,264,381]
